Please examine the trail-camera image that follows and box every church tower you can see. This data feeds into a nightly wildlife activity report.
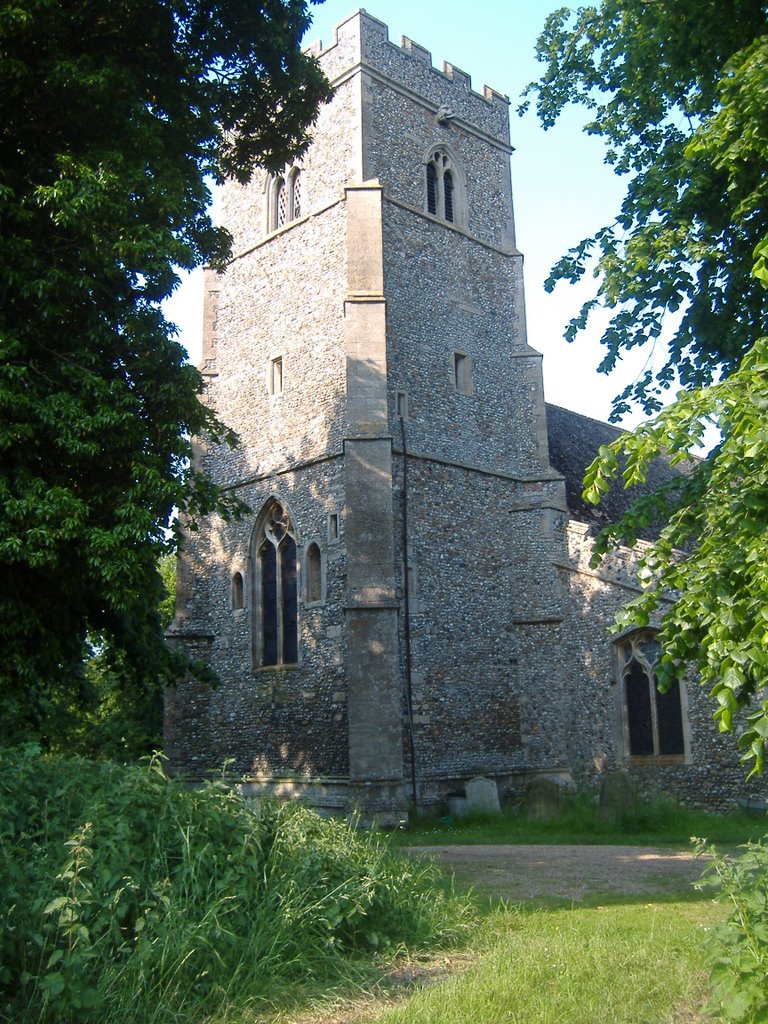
[165,11,570,823]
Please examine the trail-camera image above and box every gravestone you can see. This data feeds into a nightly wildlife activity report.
[465,775,501,815]
[525,775,562,819]
[447,793,469,818]
[599,770,638,820]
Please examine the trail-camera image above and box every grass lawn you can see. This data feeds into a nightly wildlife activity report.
[260,795,763,1024]
[365,898,721,1024]
[265,882,723,1024]
[393,794,763,848]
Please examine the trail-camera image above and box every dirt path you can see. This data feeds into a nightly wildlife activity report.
[409,843,707,901]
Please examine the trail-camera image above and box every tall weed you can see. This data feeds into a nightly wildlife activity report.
[0,748,469,1024]
[695,836,768,1023]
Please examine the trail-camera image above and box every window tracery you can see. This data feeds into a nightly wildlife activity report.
[275,179,287,228]
[617,632,686,758]
[253,501,298,667]
[292,170,302,218]
[425,149,461,225]
[268,168,303,233]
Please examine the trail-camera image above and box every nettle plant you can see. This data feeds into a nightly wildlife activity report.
[695,836,768,1023]
[0,749,469,1024]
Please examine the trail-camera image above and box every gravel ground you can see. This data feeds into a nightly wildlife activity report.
[409,843,708,901]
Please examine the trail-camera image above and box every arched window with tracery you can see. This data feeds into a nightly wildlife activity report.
[425,149,462,225]
[275,178,287,228]
[291,170,302,219]
[268,167,303,233]
[617,632,686,758]
[253,501,298,667]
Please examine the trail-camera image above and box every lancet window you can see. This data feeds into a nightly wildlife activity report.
[305,542,322,605]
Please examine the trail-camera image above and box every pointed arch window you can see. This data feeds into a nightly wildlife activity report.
[254,501,298,667]
[426,162,437,215]
[425,149,462,225]
[305,541,322,605]
[269,167,303,233]
[232,571,244,611]
[275,179,287,228]
[617,632,686,759]
[443,170,455,223]
[291,170,302,218]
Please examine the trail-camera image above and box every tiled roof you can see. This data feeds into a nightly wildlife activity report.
[545,403,691,536]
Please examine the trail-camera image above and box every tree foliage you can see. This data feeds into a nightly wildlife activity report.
[525,1,768,772]
[0,0,332,747]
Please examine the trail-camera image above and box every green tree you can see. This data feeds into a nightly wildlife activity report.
[0,0,332,747]
[524,1,768,771]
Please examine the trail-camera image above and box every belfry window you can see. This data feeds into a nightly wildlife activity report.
[254,501,298,667]
[443,171,455,223]
[425,149,462,225]
[426,162,437,215]
[276,179,287,228]
[292,171,302,218]
[617,632,686,758]
[269,168,303,233]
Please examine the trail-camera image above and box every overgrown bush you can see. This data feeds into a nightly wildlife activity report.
[696,836,768,1023]
[0,749,469,1024]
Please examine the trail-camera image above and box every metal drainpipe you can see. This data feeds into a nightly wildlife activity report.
[399,415,418,807]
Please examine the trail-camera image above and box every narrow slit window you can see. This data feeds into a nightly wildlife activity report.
[306,542,322,604]
[328,512,339,543]
[232,571,244,611]
[269,355,283,395]
[453,352,471,394]
[396,390,409,419]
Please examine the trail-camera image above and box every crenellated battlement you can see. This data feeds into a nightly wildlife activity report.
[306,9,509,140]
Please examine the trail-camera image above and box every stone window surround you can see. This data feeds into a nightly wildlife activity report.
[250,498,300,670]
[396,389,409,420]
[265,165,304,235]
[304,539,326,607]
[615,629,691,765]
[423,143,466,228]
[452,350,473,394]
[231,568,245,612]
[327,511,340,544]
[267,353,284,396]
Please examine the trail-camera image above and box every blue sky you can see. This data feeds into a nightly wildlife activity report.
[166,1,652,425]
